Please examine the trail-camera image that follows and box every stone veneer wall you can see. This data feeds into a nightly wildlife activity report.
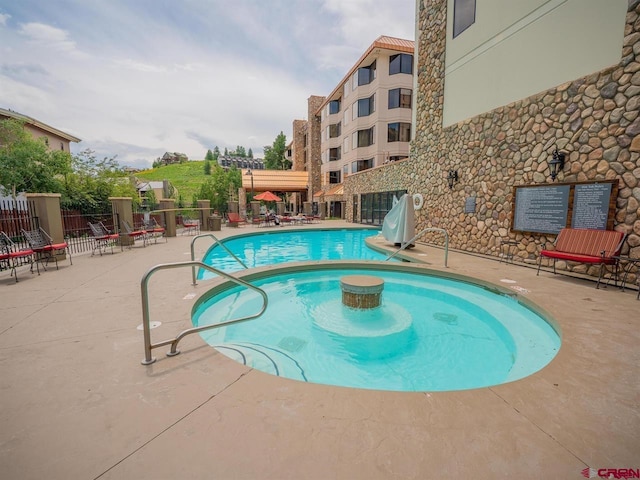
[344,0,640,284]
[291,119,307,172]
[307,95,325,200]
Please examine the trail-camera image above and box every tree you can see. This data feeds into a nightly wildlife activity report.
[224,147,229,156]
[213,146,220,160]
[0,118,71,196]
[205,149,214,161]
[248,148,253,158]
[263,132,290,170]
[204,158,212,175]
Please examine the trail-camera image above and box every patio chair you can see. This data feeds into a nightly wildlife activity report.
[21,227,72,271]
[181,217,200,235]
[226,212,246,227]
[144,218,167,243]
[121,219,148,247]
[0,232,38,282]
[88,222,120,256]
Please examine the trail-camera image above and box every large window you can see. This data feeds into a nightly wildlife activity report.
[356,94,375,118]
[329,171,341,184]
[453,0,476,38]
[354,127,375,148]
[389,54,413,75]
[328,122,341,138]
[329,99,341,114]
[360,190,408,225]
[388,122,411,142]
[388,88,412,109]
[352,158,374,173]
[329,147,341,161]
[356,60,377,87]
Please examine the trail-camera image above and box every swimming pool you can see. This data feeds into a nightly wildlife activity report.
[199,228,386,278]
[192,261,561,392]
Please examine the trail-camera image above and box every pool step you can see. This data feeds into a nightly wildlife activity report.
[214,342,308,382]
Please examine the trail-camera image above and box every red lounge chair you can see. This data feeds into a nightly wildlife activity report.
[181,217,200,235]
[227,212,246,227]
[21,228,72,271]
[121,220,148,247]
[144,218,167,243]
[88,222,120,255]
[0,232,37,282]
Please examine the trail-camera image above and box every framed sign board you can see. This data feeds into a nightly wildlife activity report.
[511,180,617,234]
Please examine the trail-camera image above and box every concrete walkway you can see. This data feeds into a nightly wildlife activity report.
[1,221,638,479]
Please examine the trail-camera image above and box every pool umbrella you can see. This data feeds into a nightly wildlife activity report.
[253,191,281,202]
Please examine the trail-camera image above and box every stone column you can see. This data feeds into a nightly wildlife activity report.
[159,198,176,237]
[26,193,67,261]
[250,201,260,219]
[276,201,285,215]
[110,197,134,246]
[197,200,211,231]
[228,200,239,214]
[303,201,312,216]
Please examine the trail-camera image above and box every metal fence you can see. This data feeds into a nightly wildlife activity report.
[61,210,115,255]
[0,197,37,250]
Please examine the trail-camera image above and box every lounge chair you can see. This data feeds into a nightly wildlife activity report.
[181,217,200,235]
[227,212,246,227]
[0,232,37,282]
[88,222,120,256]
[144,218,167,243]
[121,219,149,247]
[21,227,72,270]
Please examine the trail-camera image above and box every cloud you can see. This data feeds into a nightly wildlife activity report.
[1,0,415,169]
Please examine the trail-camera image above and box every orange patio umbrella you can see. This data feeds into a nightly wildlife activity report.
[253,191,282,202]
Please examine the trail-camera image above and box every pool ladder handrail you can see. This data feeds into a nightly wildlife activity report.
[141,260,268,365]
[385,227,449,267]
[190,233,248,285]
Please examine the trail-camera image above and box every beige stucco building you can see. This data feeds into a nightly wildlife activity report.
[0,107,81,153]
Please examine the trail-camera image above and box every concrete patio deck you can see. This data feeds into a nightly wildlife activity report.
[1,221,638,479]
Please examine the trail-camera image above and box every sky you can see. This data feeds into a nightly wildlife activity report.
[0,0,415,169]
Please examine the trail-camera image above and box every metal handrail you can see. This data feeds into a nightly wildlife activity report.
[141,260,268,365]
[190,233,248,285]
[385,227,450,267]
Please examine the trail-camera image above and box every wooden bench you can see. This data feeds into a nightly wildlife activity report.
[537,228,625,288]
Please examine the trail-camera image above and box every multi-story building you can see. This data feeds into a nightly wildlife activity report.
[0,107,80,153]
[315,36,415,215]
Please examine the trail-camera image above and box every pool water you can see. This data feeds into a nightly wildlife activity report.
[199,228,385,278]
[193,267,560,392]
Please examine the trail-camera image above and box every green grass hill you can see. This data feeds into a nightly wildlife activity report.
[136,161,205,203]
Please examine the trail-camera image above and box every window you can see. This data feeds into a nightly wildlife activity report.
[60,142,64,151]
[453,0,476,38]
[329,171,341,184]
[329,147,341,161]
[342,165,349,177]
[356,60,376,87]
[329,99,341,114]
[354,127,375,148]
[389,54,413,75]
[329,122,341,138]
[343,137,349,154]
[388,88,412,109]
[357,95,375,117]
[352,158,374,173]
[388,122,411,142]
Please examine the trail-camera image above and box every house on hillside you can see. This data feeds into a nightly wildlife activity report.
[0,107,81,153]
[158,152,188,165]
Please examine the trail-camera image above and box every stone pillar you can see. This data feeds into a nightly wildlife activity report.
[303,201,312,216]
[26,193,67,261]
[319,202,327,219]
[340,201,346,219]
[228,200,239,214]
[197,200,211,231]
[276,201,285,215]
[159,198,176,237]
[110,197,134,246]
[250,201,260,219]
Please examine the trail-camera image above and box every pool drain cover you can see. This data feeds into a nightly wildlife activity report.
[278,336,307,352]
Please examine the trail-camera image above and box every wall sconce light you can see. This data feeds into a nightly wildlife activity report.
[447,170,459,189]
[549,149,565,181]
